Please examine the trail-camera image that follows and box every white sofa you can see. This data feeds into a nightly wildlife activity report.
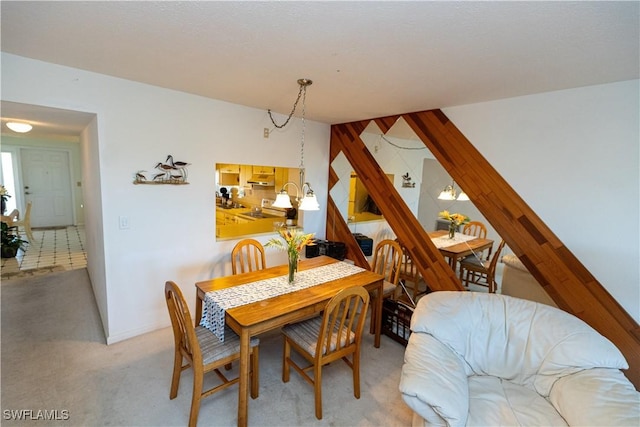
[501,254,557,307]
[399,291,640,427]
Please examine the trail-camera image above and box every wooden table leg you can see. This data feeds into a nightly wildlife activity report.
[195,295,203,327]
[237,328,250,427]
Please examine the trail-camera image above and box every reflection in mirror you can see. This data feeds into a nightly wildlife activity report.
[348,173,393,223]
[329,117,498,254]
[215,163,300,240]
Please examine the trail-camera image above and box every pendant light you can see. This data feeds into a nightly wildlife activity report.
[270,78,319,211]
[437,180,469,201]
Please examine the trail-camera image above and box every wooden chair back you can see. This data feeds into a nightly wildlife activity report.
[231,238,266,274]
[316,286,370,358]
[463,221,487,238]
[13,202,35,242]
[371,239,402,287]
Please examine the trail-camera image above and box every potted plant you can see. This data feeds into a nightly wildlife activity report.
[1,221,28,258]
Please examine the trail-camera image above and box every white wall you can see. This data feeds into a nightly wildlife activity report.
[444,80,640,323]
[1,53,330,343]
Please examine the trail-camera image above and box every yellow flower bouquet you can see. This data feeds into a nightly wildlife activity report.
[439,210,470,238]
[266,228,315,283]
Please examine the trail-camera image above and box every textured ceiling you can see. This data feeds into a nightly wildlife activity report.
[1,1,638,138]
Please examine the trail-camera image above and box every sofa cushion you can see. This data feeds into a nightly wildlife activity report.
[410,292,628,396]
[502,253,527,272]
[467,375,567,426]
[549,368,640,426]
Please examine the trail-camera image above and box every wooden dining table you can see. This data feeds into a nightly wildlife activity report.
[429,230,494,271]
[194,255,384,427]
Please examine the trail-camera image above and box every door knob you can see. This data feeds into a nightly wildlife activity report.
[25,192,31,195]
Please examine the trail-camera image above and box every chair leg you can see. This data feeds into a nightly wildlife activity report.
[169,350,183,399]
[188,367,203,427]
[314,363,323,420]
[353,352,361,399]
[250,346,259,399]
[282,338,291,383]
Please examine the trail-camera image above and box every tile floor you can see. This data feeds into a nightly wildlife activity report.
[1,225,87,276]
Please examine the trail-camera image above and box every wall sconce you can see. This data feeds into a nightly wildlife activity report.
[273,181,320,211]
[438,181,469,201]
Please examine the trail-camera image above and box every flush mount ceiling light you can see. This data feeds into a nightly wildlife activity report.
[438,181,469,201]
[269,78,319,211]
[6,122,33,133]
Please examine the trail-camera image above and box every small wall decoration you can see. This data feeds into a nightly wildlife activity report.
[402,172,415,188]
[133,155,191,185]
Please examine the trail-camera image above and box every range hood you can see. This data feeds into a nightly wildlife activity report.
[247,174,275,186]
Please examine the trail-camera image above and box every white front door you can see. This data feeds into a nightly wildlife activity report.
[21,148,74,227]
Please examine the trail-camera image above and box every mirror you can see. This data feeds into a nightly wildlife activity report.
[329,117,494,247]
[215,163,300,240]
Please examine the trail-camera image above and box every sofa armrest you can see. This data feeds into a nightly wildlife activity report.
[549,368,640,426]
[400,332,469,427]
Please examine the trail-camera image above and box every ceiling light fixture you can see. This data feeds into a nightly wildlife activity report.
[6,122,33,133]
[438,181,469,201]
[270,78,319,211]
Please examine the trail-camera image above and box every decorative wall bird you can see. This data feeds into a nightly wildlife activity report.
[166,155,190,179]
[155,162,176,180]
[135,170,147,182]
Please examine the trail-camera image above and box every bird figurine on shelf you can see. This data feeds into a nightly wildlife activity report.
[166,155,191,180]
[135,170,147,183]
[155,162,177,180]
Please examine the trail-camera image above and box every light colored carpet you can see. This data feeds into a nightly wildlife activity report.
[1,268,414,426]
[1,265,67,280]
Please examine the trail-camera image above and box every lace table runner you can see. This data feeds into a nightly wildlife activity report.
[431,232,477,249]
[200,261,366,341]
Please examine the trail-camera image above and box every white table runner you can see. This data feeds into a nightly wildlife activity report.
[431,232,476,249]
[200,261,366,341]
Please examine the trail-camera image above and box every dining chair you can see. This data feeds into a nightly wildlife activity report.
[12,202,35,243]
[231,238,266,274]
[164,281,260,427]
[281,286,370,420]
[368,239,403,333]
[397,241,427,304]
[462,220,491,259]
[458,239,506,293]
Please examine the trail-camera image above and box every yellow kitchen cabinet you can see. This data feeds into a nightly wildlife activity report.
[252,165,275,175]
[218,163,240,186]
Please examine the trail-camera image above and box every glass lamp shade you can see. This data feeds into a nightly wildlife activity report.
[437,186,456,200]
[457,192,470,201]
[272,192,293,209]
[6,122,32,133]
[298,193,320,211]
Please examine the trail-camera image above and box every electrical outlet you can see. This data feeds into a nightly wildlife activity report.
[263,128,270,138]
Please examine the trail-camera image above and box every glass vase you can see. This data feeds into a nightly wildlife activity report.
[448,222,456,239]
[288,252,298,284]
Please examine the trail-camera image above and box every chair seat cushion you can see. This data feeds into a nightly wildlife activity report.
[282,316,355,357]
[196,326,259,366]
[460,256,489,270]
[467,376,567,426]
